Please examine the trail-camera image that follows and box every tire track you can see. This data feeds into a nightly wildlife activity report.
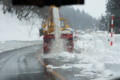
[0,53,16,71]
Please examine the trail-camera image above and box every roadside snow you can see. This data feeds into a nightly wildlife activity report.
[43,31,120,80]
[43,52,75,59]
[1,4,120,80]
[0,5,43,53]
[0,40,42,53]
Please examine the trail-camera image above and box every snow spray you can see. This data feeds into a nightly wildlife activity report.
[50,7,64,53]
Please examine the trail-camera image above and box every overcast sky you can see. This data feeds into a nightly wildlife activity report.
[73,0,107,19]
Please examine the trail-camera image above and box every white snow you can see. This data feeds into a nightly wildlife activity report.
[43,31,120,80]
[0,4,120,80]
[42,52,76,60]
[51,7,64,53]
[0,40,42,53]
[0,5,43,53]
[0,5,42,41]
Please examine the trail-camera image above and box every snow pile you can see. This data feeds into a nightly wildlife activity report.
[0,40,41,53]
[43,52,75,59]
[74,32,120,79]
[47,64,73,69]
[43,31,120,80]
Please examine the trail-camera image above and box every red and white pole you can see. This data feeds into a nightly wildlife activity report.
[110,15,114,46]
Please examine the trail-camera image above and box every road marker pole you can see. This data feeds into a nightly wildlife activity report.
[110,15,114,46]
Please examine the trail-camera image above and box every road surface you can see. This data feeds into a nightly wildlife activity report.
[0,45,89,80]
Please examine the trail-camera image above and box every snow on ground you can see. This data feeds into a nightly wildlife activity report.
[0,40,42,53]
[0,5,43,53]
[42,31,120,80]
[0,4,120,80]
[0,5,42,41]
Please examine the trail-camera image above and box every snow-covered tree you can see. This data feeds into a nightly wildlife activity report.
[106,0,120,34]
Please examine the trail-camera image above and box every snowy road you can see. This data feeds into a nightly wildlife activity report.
[0,45,89,80]
[0,39,119,80]
[0,45,49,80]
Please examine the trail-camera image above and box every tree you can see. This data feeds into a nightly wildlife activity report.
[1,0,98,31]
[98,15,108,31]
[1,0,49,21]
[107,0,120,34]
[60,6,98,30]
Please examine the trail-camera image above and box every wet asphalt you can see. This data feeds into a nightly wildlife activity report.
[0,45,90,80]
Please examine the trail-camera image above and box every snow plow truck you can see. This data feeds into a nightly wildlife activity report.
[40,6,74,53]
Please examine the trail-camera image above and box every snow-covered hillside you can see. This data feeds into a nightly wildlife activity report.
[0,5,43,53]
[0,5,42,41]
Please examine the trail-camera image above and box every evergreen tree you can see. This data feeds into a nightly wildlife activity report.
[0,0,98,31]
[98,15,108,31]
[1,0,49,21]
[60,6,98,30]
[107,0,120,34]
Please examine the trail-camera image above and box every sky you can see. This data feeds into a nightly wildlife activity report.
[73,0,107,19]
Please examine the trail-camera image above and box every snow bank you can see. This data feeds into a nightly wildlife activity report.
[0,40,42,53]
[43,52,75,59]
[0,5,43,53]
[73,32,120,79]
[43,31,120,80]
